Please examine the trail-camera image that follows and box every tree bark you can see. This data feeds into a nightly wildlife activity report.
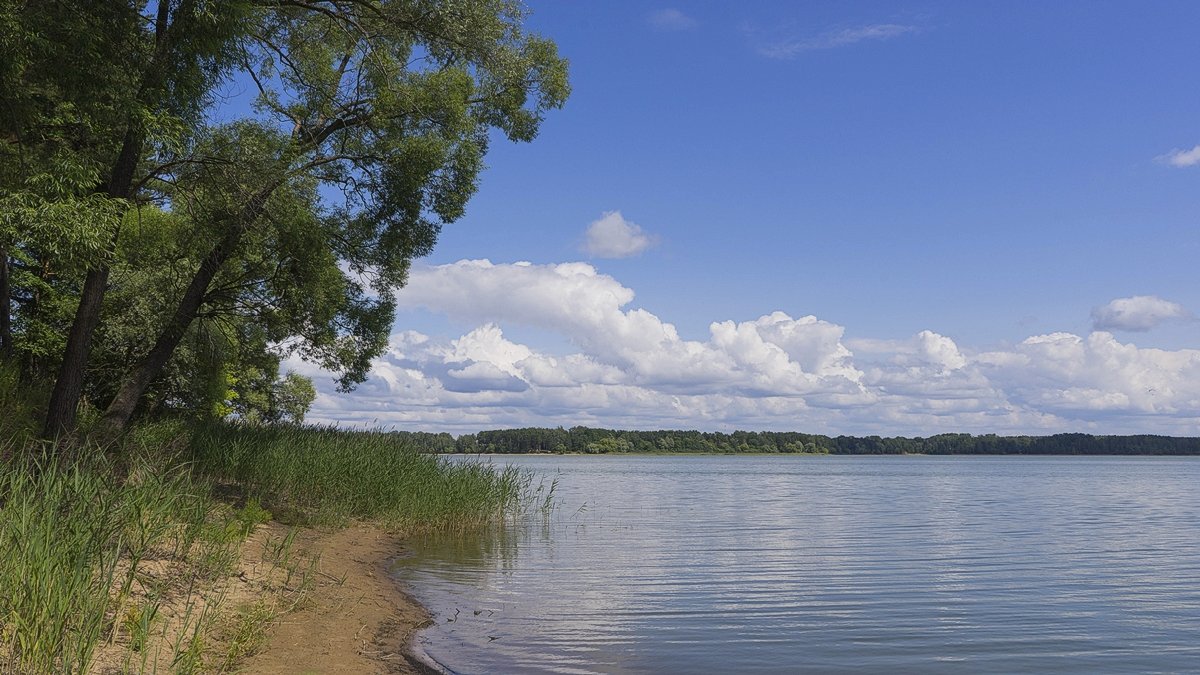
[95,182,279,437]
[0,245,10,358]
[41,124,144,438]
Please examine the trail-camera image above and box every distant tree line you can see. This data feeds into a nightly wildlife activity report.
[389,427,1200,455]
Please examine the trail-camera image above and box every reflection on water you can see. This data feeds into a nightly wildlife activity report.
[391,455,1200,674]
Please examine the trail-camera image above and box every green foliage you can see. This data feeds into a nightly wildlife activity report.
[0,360,43,444]
[0,192,123,270]
[64,204,315,424]
[0,181,123,379]
[0,2,142,183]
[2,0,569,433]
[0,0,248,185]
[2,0,568,437]
[271,371,316,425]
[230,497,273,538]
[0,1,251,401]
[153,0,572,392]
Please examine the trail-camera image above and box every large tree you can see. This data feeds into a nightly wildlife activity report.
[2,1,566,439]
[97,0,568,435]
[1,0,249,437]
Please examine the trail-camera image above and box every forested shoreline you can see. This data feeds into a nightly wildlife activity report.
[393,427,1200,456]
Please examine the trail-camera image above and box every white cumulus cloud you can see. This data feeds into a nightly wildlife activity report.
[290,260,1200,436]
[583,211,656,258]
[916,330,967,371]
[395,260,864,397]
[1157,145,1200,168]
[1091,295,1188,332]
[977,332,1200,417]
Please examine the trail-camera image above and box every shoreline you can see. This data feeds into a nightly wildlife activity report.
[242,523,440,674]
[450,451,1198,457]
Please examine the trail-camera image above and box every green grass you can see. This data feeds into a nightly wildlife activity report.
[0,411,534,673]
[187,422,533,531]
[0,432,232,673]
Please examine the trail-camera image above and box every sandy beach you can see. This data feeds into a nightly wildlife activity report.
[241,523,437,674]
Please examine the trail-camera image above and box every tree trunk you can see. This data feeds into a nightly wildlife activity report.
[42,268,111,437]
[41,1,177,439]
[41,124,144,439]
[0,245,10,358]
[95,182,278,438]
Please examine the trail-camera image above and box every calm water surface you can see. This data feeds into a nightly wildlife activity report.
[391,455,1200,673]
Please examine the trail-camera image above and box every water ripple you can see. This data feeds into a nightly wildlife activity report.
[393,455,1200,674]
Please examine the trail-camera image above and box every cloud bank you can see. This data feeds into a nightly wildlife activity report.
[290,261,1200,436]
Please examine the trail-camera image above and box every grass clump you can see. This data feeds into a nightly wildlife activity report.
[219,599,276,670]
[0,421,307,674]
[0,435,235,673]
[0,448,123,673]
[188,423,531,531]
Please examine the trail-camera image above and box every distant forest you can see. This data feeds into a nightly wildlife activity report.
[392,427,1200,456]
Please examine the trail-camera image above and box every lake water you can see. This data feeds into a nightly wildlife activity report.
[391,455,1200,674]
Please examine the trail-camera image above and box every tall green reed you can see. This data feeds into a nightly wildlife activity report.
[0,448,121,673]
[0,412,538,672]
[0,430,226,674]
[187,423,533,531]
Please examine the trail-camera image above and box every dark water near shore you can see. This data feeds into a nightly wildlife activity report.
[391,455,1200,674]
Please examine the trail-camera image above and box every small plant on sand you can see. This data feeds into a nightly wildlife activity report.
[123,599,159,653]
[220,600,277,670]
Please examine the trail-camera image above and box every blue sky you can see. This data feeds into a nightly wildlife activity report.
[295,1,1200,436]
